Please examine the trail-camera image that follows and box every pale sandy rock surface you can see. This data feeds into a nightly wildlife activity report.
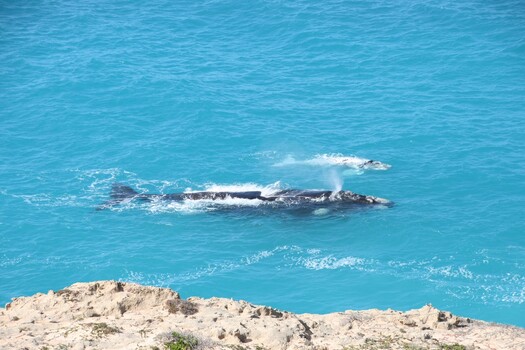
[1,281,523,350]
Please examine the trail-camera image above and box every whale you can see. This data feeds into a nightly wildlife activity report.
[274,154,391,170]
[318,156,391,170]
[97,183,391,210]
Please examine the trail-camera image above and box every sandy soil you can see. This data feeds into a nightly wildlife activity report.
[1,281,523,350]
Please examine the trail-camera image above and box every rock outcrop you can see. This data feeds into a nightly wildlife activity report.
[1,281,523,350]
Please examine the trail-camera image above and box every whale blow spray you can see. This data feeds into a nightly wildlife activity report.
[326,168,343,192]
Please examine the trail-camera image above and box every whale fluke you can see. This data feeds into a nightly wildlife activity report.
[95,184,142,210]
[111,183,139,200]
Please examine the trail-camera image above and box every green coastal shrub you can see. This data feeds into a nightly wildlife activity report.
[164,331,199,350]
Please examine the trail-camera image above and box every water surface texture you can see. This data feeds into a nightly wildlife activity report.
[1,0,524,326]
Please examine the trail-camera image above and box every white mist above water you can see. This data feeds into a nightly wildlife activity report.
[326,168,343,192]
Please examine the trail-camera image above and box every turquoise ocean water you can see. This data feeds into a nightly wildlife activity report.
[1,0,524,327]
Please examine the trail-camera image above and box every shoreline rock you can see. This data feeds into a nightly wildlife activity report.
[1,281,523,349]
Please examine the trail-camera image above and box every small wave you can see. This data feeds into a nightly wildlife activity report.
[246,151,279,160]
[300,255,368,270]
[121,248,282,286]
[74,168,123,191]
[273,154,300,167]
[500,287,525,304]
[121,246,376,287]
[278,247,376,272]
[426,265,474,280]
[0,254,27,268]
[5,192,95,208]
[119,246,525,306]
[75,168,199,196]
[385,257,525,305]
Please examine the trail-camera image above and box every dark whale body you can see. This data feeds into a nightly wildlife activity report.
[98,183,391,210]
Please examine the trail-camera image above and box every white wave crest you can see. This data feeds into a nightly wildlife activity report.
[301,255,367,270]
[426,265,475,280]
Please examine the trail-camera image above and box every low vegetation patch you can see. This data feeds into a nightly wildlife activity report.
[227,346,247,350]
[402,344,426,350]
[91,322,121,337]
[343,336,401,350]
[166,299,199,315]
[440,345,466,350]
